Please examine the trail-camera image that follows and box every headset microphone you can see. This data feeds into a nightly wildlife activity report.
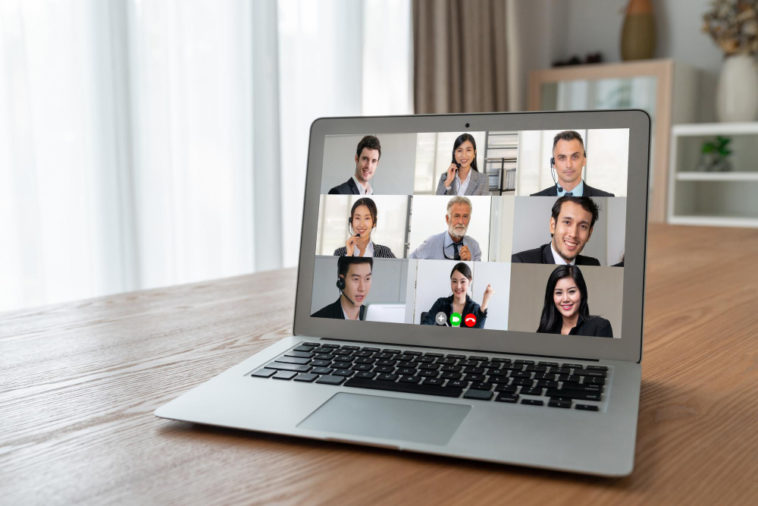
[336,277,356,306]
[550,156,563,192]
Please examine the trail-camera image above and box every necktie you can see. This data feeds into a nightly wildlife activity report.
[453,242,461,260]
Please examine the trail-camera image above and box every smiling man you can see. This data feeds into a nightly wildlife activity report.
[512,196,600,265]
[531,130,614,197]
[328,135,381,195]
[312,257,373,320]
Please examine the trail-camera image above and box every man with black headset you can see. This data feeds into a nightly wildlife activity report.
[531,130,614,197]
[311,256,373,320]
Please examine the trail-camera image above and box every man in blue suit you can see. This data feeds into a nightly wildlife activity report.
[328,135,382,195]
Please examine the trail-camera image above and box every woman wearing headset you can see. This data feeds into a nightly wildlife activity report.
[435,133,490,196]
[334,197,396,258]
[536,265,613,337]
[420,262,493,328]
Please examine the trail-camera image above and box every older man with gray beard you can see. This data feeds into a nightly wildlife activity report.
[409,196,482,261]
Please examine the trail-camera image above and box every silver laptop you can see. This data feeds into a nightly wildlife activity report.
[156,110,650,476]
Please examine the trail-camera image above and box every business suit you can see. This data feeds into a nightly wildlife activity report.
[435,170,490,195]
[569,316,613,337]
[328,178,360,195]
[333,244,396,258]
[531,182,614,197]
[511,243,600,265]
[420,295,487,328]
[311,298,366,320]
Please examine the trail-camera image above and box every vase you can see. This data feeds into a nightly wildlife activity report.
[621,0,656,61]
[716,54,758,122]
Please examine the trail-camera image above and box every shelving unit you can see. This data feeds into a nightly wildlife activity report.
[667,122,758,227]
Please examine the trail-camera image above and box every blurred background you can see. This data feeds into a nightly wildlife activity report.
[2,0,751,311]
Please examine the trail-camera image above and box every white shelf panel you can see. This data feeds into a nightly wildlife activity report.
[676,172,758,181]
[672,122,758,136]
[668,215,758,228]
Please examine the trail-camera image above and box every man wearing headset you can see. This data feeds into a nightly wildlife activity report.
[409,196,482,261]
[328,135,381,195]
[311,257,373,320]
[531,130,614,197]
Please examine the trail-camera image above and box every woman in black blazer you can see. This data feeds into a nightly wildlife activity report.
[421,262,493,328]
[537,265,613,337]
[334,197,396,258]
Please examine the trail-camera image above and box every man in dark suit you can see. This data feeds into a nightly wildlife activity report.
[512,196,601,265]
[311,256,373,320]
[531,130,614,197]
[328,135,382,195]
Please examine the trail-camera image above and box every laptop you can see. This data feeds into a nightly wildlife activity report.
[156,110,650,476]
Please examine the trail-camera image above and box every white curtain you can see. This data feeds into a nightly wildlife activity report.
[0,0,412,312]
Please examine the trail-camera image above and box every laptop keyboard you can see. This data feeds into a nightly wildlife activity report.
[250,342,608,411]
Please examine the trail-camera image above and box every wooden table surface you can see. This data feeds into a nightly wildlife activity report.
[2,224,757,504]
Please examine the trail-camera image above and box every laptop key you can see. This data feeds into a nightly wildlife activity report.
[548,398,572,409]
[447,380,469,389]
[521,399,544,406]
[471,382,493,390]
[284,351,313,358]
[315,375,345,385]
[273,371,297,380]
[463,389,493,400]
[275,356,311,365]
[354,371,377,379]
[495,393,519,403]
[586,365,608,372]
[344,378,462,398]
[311,367,333,375]
[575,404,600,411]
[332,370,354,377]
[266,362,311,372]
[293,345,316,352]
[294,373,318,382]
[251,368,276,378]
[398,375,421,384]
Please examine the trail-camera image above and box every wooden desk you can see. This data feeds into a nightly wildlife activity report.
[2,224,757,503]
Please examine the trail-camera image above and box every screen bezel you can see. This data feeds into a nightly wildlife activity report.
[294,110,649,363]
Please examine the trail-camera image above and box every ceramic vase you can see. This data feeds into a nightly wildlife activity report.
[621,0,656,61]
[716,53,758,122]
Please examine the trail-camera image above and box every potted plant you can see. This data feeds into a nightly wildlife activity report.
[697,135,733,172]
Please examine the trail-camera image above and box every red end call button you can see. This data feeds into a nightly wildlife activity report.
[464,314,477,327]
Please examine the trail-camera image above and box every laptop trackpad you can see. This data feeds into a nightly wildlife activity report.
[297,392,470,446]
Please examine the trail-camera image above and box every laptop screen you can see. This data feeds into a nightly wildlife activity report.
[309,127,629,339]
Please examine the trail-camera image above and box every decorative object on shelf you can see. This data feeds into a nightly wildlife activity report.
[621,0,656,61]
[696,135,733,172]
[703,0,758,122]
[552,53,604,67]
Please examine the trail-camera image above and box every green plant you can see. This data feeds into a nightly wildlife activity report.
[701,135,733,157]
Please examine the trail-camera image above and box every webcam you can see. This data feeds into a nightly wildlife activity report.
[465,122,470,128]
